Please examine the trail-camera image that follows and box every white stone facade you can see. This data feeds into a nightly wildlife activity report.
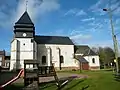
[74,55,100,70]
[10,38,36,70]
[84,56,100,69]
[37,44,76,69]
[10,40,76,70]
[10,38,100,70]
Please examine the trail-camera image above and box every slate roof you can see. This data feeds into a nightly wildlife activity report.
[34,35,74,45]
[75,55,88,63]
[15,11,33,25]
[75,45,97,56]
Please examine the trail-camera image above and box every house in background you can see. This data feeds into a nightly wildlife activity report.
[0,50,10,69]
[4,56,10,69]
[74,45,100,70]
[0,50,5,67]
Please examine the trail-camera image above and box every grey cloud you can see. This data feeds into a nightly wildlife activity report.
[0,0,60,29]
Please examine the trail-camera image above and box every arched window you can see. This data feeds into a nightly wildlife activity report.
[92,58,95,63]
[60,56,64,63]
[42,56,46,64]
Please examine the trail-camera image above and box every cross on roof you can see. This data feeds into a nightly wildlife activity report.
[26,0,28,11]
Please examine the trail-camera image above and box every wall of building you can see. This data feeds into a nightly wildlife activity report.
[10,38,36,70]
[84,55,100,70]
[10,38,100,70]
[10,39,17,70]
[37,44,76,69]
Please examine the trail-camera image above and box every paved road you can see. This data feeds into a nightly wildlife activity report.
[0,72,18,85]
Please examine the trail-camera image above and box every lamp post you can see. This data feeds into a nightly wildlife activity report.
[103,8,119,74]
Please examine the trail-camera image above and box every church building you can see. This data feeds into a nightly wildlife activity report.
[10,11,100,70]
[10,11,75,70]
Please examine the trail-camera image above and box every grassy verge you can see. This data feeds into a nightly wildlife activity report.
[39,70,120,90]
[4,69,120,90]
[4,83,24,90]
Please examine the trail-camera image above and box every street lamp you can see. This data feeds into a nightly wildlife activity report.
[103,8,119,74]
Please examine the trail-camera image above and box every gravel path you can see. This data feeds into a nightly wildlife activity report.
[15,72,88,84]
[39,73,88,83]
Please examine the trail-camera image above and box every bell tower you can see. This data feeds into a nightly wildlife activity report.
[10,11,37,70]
[14,11,35,38]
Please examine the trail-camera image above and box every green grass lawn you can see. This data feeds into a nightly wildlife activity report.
[4,70,120,90]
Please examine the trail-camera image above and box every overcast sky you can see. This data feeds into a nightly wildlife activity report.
[0,0,120,52]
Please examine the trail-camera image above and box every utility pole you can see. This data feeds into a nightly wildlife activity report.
[103,8,120,74]
[114,35,119,73]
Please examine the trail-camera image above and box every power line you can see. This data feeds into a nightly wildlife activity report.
[109,0,120,12]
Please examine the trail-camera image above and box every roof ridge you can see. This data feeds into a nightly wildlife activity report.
[35,35,69,38]
[75,45,89,47]
[90,49,97,54]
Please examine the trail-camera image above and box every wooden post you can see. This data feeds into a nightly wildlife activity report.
[79,62,82,73]
[24,62,26,86]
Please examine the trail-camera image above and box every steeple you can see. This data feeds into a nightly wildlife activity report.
[15,11,33,25]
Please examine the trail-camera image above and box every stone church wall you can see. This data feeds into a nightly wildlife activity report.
[37,44,77,69]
